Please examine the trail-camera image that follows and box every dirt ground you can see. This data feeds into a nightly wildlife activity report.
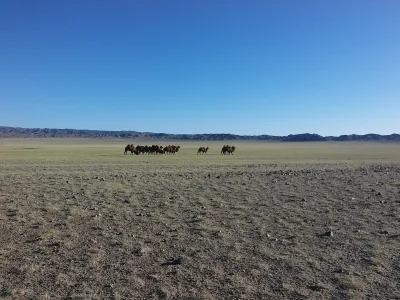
[1,140,400,299]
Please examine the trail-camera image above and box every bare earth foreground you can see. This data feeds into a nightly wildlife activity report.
[1,139,400,300]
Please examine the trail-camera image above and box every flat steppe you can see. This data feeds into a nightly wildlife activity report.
[1,139,400,299]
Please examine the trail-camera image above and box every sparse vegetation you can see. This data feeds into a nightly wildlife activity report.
[1,139,400,299]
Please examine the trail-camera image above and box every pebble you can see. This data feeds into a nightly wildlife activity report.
[308,284,325,291]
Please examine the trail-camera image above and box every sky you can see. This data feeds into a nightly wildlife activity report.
[0,0,399,136]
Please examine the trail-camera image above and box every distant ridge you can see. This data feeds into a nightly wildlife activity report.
[0,126,399,142]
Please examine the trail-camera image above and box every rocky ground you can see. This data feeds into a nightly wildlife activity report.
[0,142,400,299]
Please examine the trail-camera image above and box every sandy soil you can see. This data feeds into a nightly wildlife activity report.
[0,141,400,299]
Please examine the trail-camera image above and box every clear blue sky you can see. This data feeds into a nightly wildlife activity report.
[1,1,399,135]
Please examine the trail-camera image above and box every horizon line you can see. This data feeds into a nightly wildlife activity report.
[1,125,399,138]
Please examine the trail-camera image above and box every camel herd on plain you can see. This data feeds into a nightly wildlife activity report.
[123,144,236,155]
[124,144,180,155]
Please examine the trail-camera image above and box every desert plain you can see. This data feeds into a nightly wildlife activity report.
[1,139,400,299]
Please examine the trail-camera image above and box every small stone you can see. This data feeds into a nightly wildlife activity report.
[334,267,350,274]
[160,257,182,266]
[318,231,333,237]
[308,284,325,291]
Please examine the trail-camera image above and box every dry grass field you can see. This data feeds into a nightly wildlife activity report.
[1,139,400,299]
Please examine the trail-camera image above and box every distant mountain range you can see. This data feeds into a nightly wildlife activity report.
[1,126,399,142]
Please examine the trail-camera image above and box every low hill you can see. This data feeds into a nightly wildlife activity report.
[0,126,399,141]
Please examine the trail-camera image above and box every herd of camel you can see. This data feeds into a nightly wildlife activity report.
[124,144,180,155]
[124,144,236,155]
